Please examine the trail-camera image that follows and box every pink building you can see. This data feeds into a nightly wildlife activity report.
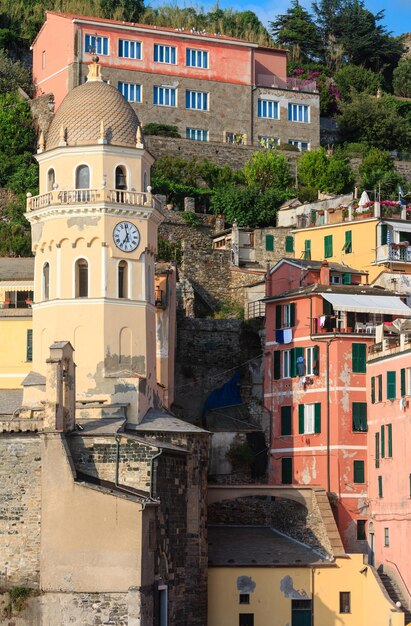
[367,327,411,601]
[263,258,411,551]
[31,11,320,149]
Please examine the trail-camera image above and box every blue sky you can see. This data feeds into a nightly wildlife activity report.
[150,0,409,37]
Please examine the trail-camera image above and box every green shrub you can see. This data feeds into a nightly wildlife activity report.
[181,211,200,227]
[143,123,180,138]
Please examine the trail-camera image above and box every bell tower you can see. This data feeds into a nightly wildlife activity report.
[25,58,162,424]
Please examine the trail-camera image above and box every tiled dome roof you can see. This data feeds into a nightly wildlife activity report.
[46,69,139,150]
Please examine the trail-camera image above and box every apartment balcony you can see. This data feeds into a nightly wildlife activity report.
[376,244,411,264]
[26,188,162,212]
[255,74,318,93]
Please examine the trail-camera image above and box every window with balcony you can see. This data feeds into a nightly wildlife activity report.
[85,34,108,56]
[258,99,279,119]
[118,82,141,102]
[288,103,309,123]
[154,43,176,64]
[76,164,90,190]
[186,48,208,68]
[47,168,55,192]
[186,90,209,110]
[153,86,176,107]
[186,128,208,141]
[118,39,141,59]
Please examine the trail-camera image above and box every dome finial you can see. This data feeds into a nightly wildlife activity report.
[87,55,103,82]
[58,125,67,147]
[98,119,107,144]
[136,124,144,148]
[37,130,45,153]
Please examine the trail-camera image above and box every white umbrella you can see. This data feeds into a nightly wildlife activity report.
[358,191,370,207]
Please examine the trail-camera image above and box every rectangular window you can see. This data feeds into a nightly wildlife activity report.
[387,371,396,399]
[239,615,254,626]
[324,234,333,258]
[186,48,208,68]
[306,346,319,376]
[186,90,209,110]
[352,343,366,373]
[288,103,309,123]
[375,432,380,468]
[118,82,141,103]
[26,329,33,362]
[258,99,279,119]
[281,405,292,436]
[384,527,389,547]
[304,239,311,260]
[381,424,385,458]
[299,403,321,435]
[154,43,176,64]
[283,350,291,379]
[153,86,176,107]
[85,34,108,55]
[371,377,375,404]
[186,128,208,142]
[378,374,383,402]
[283,303,295,328]
[330,275,341,284]
[343,230,352,253]
[288,139,309,151]
[265,234,274,251]
[387,423,392,458]
[273,351,281,380]
[378,475,383,498]
[353,460,365,484]
[258,135,279,149]
[285,235,294,253]
[281,457,292,484]
[118,39,142,59]
[357,520,366,541]
[352,402,367,432]
[339,592,351,614]
[239,594,250,605]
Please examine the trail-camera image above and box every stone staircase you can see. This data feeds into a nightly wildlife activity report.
[378,567,411,625]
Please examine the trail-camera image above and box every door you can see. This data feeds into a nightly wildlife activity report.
[292,600,312,626]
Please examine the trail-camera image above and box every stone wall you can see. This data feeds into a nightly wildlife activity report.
[0,434,41,588]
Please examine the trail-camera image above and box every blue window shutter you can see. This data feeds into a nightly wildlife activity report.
[154,44,158,62]
[171,89,176,107]
[186,90,190,108]
[288,103,292,120]
[171,47,176,64]
[153,86,158,105]
[186,49,190,65]
[204,93,208,110]
[258,100,262,117]
[118,39,123,56]
[103,38,108,55]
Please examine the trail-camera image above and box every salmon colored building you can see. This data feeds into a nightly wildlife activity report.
[367,327,411,603]
[263,258,411,551]
[31,11,320,149]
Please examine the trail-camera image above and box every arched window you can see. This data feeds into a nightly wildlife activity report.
[115,166,127,190]
[43,262,50,300]
[118,261,128,298]
[47,169,55,192]
[76,165,90,189]
[143,172,148,192]
[75,259,88,298]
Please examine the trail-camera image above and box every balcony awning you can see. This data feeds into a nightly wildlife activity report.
[322,294,411,316]
[0,281,33,292]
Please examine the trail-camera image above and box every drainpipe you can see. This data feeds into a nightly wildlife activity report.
[310,297,333,494]
[150,449,163,499]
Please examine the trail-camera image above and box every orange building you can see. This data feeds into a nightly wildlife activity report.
[31,11,320,149]
[263,258,411,551]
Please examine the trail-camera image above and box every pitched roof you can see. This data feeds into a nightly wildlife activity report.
[0,258,34,280]
[264,282,399,302]
[270,258,367,276]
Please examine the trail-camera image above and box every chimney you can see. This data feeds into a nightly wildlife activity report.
[320,260,330,286]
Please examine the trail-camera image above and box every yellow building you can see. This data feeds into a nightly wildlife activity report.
[208,526,405,626]
[293,204,411,284]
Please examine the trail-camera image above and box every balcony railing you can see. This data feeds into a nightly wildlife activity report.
[27,189,162,212]
[376,244,411,264]
[256,74,318,93]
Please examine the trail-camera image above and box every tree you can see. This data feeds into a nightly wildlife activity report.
[211,185,290,227]
[269,0,322,61]
[359,148,404,197]
[393,58,411,99]
[242,150,292,192]
[297,147,354,196]
[337,93,410,151]
[0,49,32,95]
[334,64,383,102]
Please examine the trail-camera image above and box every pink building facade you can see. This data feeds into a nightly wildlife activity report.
[367,332,411,598]
[263,259,411,552]
[31,11,320,149]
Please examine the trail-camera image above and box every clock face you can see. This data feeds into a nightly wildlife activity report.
[113,221,140,252]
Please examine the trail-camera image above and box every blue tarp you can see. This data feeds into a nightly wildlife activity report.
[202,372,242,417]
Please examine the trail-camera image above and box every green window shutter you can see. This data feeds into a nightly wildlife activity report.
[314,403,321,433]
[304,239,311,260]
[375,432,380,469]
[281,458,292,484]
[342,273,351,284]
[275,304,282,329]
[265,234,274,251]
[378,475,383,498]
[371,377,375,404]
[381,224,388,246]
[289,302,296,327]
[292,347,304,378]
[26,329,33,362]
[352,343,366,373]
[387,423,392,458]
[401,368,406,397]
[353,460,365,484]
[352,403,367,432]
[298,404,305,434]
[285,235,294,253]
[344,230,352,253]
[273,351,281,380]
[324,234,333,258]
[313,345,319,375]
[378,375,383,402]
[381,425,385,458]
[387,371,396,400]
[281,406,292,436]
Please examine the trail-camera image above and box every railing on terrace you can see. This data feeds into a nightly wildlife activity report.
[247,300,265,320]
[26,189,162,211]
[256,74,318,93]
[376,245,411,264]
